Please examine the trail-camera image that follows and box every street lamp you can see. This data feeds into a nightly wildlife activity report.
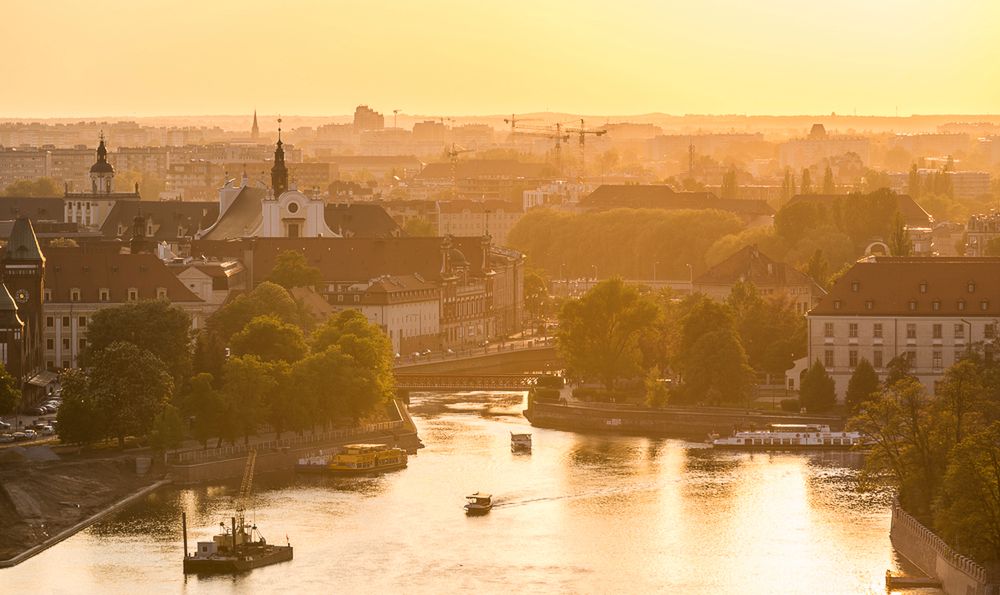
[685,263,693,292]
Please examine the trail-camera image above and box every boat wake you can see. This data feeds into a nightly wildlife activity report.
[492,480,672,508]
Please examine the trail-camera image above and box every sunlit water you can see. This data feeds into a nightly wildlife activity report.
[2,392,925,594]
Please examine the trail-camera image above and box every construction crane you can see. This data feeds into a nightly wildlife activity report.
[393,109,401,129]
[564,118,607,181]
[446,143,475,192]
[507,122,571,178]
[503,114,540,136]
[235,449,257,539]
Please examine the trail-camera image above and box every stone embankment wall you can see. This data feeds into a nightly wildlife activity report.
[890,499,1000,595]
[525,400,844,437]
[169,400,419,485]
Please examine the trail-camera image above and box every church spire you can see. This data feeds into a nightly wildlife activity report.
[270,117,288,196]
[251,110,260,140]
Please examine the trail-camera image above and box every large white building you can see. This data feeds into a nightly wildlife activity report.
[807,257,1000,401]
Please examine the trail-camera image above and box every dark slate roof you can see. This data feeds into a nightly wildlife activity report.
[323,203,400,238]
[786,193,932,227]
[0,284,18,312]
[695,245,814,287]
[5,218,44,263]
[415,159,549,180]
[0,197,65,221]
[810,257,1000,317]
[581,185,774,216]
[100,201,219,241]
[198,186,266,240]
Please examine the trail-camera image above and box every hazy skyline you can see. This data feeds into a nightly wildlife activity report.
[4,0,999,118]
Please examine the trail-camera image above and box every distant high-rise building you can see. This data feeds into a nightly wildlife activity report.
[353,105,385,133]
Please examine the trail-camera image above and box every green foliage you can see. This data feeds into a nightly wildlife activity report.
[845,358,879,414]
[209,281,306,341]
[780,398,800,413]
[507,207,744,281]
[222,354,276,443]
[4,177,61,197]
[674,296,754,405]
[266,250,323,290]
[523,271,549,322]
[720,167,738,199]
[0,363,20,416]
[799,360,835,412]
[402,217,437,237]
[888,211,911,256]
[726,281,806,377]
[149,403,185,452]
[557,279,660,390]
[182,373,224,448]
[56,369,102,446]
[805,249,829,289]
[48,237,79,248]
[230,315,308,363]
[822,166,835,194]
[800,168,812,195]
[644,366,670,408]
[84,300,192,382]
[92,342,174,447]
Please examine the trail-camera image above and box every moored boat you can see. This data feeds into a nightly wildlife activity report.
[464,492,493,515]
[510,432,532,453]
[711,424,866,449]
[295,443,408,475]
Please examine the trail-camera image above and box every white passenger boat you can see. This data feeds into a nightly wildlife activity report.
[711,424,866,449]
[510,432,532,453]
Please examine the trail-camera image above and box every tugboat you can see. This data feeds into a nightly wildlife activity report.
[510,432,532,453]
[182,450,293,573]
[295,443,407,475]
[464,492,493,515]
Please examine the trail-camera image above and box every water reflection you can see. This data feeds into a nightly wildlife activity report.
[0,391,927,594]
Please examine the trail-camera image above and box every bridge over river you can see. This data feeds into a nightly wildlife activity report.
[395,373,540,394]
[394,343,560,375]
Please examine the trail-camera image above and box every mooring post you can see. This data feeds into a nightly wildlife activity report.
[231,517,237,552]
[182,512,188,558]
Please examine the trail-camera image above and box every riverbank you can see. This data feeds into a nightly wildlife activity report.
[525,399,845,438]
[0,453,167,565]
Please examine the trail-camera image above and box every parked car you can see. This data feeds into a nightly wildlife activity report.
[421,348,432,355]
[36,425,54,435]
[0,433,13,443]
[22,429,37,439]
[0,420,10,430]
[12,431,27,441]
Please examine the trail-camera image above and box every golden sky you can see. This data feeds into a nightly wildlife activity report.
[4,0,999,117]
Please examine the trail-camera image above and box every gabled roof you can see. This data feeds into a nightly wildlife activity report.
[5,218,44,263]
[786,193,932,227]
[581,185,774,216]
[198,186,266,240]
[810,257,1000,317]
[695,245,814,288]
[43,246,202,304]
[323,203,400,238]
[99,201,219,241]
[0,284,19,313]
[0,197,65,221]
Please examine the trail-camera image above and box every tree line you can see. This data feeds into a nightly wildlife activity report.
[556,279,805,407]
[57,253,395,450]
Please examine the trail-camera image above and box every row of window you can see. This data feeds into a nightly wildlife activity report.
[823,348,955,370]
[46,315,88,328]
[849,281,981,294]
[833,299,990,312]
[824,322,988,340]
[51,287,165,303]
[45,337,86,351]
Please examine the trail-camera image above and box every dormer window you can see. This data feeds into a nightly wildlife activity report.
[919,282,927,294]
[982,300,990,311]
[70,288,80,302]
[968,282,976,293]
[156,287,168,300]
[958,300,966,311]
[865,300,873,310]
[932,301,940,311]
[128,288,138,302]
[43,289,51,302]
[833,300,841,310]
[851,281,860,292]
[908,300,917,311]
[99,288,110,302]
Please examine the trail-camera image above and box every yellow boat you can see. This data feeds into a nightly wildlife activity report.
[296,444,408,475]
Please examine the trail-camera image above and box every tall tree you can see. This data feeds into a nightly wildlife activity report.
[230,315,308,363]
[720,167,738,199]
[822,165,835,194]
[888,211,911,256]
[209,281,306,341]
[89,342,174,447]
[182,373,225,448]
[805,249,829,289]
[800,360,836,412]
[55,369,102,446]
[222,355,276,444]
[523,272,549,325]
[0,362,20,417]
[675,296,755,404]
[84,300,192,382]
[149,403,185,454]
[557,279,660,390]
[3,177,61,197]
[800,168,812,195]
[845,358,879,413]
[266,250,323,290]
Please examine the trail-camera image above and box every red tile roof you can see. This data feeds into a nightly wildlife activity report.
[44,247,202,304]
[810,257,1000,317]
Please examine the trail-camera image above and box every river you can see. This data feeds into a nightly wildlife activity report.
[1,392,923,594]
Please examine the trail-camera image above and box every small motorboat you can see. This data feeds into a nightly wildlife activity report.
[510,432,532,453]
[464,492,493,515]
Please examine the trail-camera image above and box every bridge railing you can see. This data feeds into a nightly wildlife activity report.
[395,373,541,390]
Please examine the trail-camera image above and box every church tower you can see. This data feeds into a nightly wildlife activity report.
[130,210,154,254]
[2,218,44,382]
[251,110,260,140]
[89,133,115,194]
[270,120,288,196]
[0,285,25,383]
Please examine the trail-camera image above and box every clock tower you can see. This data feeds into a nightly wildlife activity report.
[2,217,45,383]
